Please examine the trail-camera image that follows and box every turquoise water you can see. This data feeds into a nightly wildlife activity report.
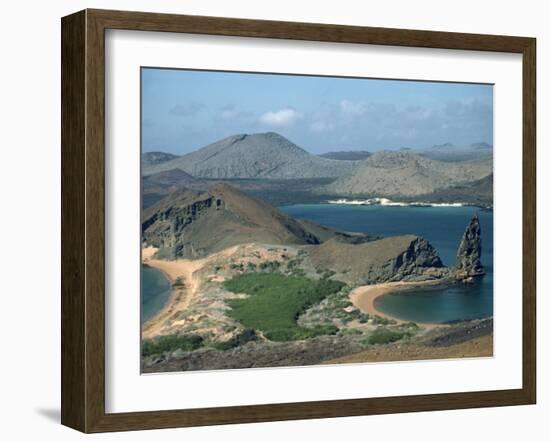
[141,265,171,322]
[280,204,493,323]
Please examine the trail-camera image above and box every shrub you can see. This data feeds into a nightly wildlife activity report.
[287,259,301,270]
[321,269,336,280]
[173,276,185,287]
[142,334,203,357]
[259,261,281,272]
[372,315,392,325]
[339,328,363,336]
[367,328,411,345]
[246,262,257,271]
[213,328,257,351]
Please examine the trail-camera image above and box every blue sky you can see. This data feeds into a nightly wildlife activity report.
[142,68,493,155]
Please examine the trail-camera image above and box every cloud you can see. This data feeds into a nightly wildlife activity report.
[169,102,204,117]
[260,108,303,127]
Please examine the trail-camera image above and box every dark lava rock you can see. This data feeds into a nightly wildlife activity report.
[454,214,485,281]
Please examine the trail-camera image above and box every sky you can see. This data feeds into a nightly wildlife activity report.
[141,68,493,155]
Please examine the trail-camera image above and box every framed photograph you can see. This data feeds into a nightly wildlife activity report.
[61,9,536,433]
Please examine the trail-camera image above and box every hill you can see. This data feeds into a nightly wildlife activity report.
[142,168,211,208]
[323,150,492,198]
[309,235,446,285]
[318,151,371,161]
[142,132,358,179]
[142,151,179,168]
[142,183,324,259]
[406,174,493,208]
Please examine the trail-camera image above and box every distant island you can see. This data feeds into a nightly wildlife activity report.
[142,132,493,209]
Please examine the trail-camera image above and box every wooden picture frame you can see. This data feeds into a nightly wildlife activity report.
[61,8,536,433]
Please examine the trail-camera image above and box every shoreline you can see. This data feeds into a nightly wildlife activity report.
[140,245,245,339]
[350,280,450,328]
[141,247,206,339]
[141,262,177,325]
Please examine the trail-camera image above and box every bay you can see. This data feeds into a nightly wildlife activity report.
[280,204,493,323]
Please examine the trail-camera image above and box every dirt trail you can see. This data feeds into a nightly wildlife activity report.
[141,245,246,339]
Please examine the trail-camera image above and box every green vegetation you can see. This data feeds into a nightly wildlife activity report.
[286,258,301,271]
[259,260,281,272]
[320,269,336,280]
[246,262,257,271]
[372,315,397,325]
[289,268,306,277]
[223,272,344,341]
[367,328,412,345]
[338,328,364,336]
[296,284,371,329]
[285,254,307,277]
[213,328,258,351]
[142,334,203,357]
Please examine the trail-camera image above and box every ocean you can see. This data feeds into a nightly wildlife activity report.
[280,204,493,324]
[141,264,171,323]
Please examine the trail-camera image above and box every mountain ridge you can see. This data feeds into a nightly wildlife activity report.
[142,132,358,179]
[323,150,492,198]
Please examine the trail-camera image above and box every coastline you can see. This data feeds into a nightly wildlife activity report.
[140,245,245,339]
[323,198,492,211]
[350,280,449,327]
[141,247,205,339]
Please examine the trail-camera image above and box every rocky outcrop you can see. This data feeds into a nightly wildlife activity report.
[310,215,487,286]
[454,214,485,282]
[383,237,445,282]
[309,235,447,285]
[142,184,328,259]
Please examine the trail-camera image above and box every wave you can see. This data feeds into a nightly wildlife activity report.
[326,198,464,208]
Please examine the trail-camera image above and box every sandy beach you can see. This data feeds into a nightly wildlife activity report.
[141,243,267,339]
[141,247,207,339]
[350,280,448,326]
